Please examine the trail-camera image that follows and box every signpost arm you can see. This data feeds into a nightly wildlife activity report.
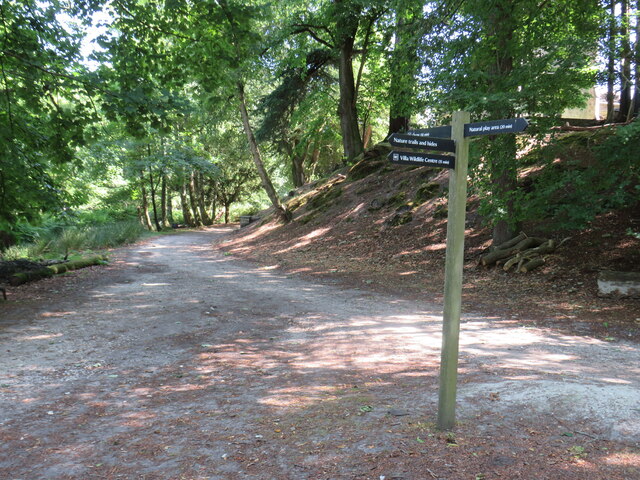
[437,110,470,431]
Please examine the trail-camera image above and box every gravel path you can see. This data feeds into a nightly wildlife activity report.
[0,228,638,479]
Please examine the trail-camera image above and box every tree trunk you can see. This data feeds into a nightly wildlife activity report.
[160,174,171,228]
[209,180,217,222]
[188,172,203,226]
[139,172,153,230]
[489,135,520,246]
[148,168,162,231]
[619,0,632,121]
[180,182,194,226]
[166,188,175,226]
[224,203,231,224]
[195,171,212,225]
[486,5,520,245]
[363,125,372,150]
[236,80,290,221]
[337,34,364,161]
[633,0,640,117]
[387,1,421,136]
[335,0,364,162]
[291,154,306,188]
[607,0,617,122]
[309,147,321,178]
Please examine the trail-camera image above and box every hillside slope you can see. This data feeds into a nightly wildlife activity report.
[220,138,640,340]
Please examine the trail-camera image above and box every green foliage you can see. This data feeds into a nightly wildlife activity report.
[0,0,632,244]
[1,218,144,260]
[0,1,99,224]
[85,221,145,249]
[512,124,639,230]
[421,0,603,236]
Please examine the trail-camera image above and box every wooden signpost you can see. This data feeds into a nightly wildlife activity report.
[388,133,455,152]
[389,113,528,431]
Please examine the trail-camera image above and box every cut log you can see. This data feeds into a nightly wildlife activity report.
[480,237,546,266]
[519,258,545,273]
[503,253,532,272]
[9,255,108,286]
[526,239,556,256]
[494,232,527,251]
[557,122,629,132]
[502,240,556,272]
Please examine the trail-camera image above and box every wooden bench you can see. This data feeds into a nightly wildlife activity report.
[239,215,261,228]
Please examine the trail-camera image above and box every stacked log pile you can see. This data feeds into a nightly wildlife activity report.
[479,233,558,273]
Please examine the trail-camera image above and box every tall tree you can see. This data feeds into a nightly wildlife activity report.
[619,0,633,121]
[387,0,422,135]
[102,0,290,221]
[634,0,640,116]
[605,0,617,121]
[424,0,601,244]
[0,1,97,225]
[291,0,387,161]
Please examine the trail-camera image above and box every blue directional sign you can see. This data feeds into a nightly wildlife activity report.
[389,133,455,153]
[388,151,455,169]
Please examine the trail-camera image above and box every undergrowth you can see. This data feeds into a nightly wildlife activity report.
[1,220,144,261]
[510,125,638,230]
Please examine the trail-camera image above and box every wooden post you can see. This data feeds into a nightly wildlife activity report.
[437,111,470,430]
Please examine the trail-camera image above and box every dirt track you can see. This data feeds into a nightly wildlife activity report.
[1,228,639,479]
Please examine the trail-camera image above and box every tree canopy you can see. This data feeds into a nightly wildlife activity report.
[0,0,637,244]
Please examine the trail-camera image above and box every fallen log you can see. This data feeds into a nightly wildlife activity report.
[556,122,628,132]
[9,268,54,285]
[494,232,528,251]
[502,239,557,272]
[480,237,546,266]
[9,255,108,286]
[519,258,545,273]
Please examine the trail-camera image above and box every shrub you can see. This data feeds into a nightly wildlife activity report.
[507,124,639,230]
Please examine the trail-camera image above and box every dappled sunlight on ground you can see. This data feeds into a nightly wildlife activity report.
[1,229,639,479]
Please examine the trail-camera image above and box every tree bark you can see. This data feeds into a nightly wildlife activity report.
[633,0,640,117]
[291,153,306,188]
[166,188,175,225]
[490,135,520,245]
[188,172,203,226]
[480,237,546,266]
[160,174,171,228]
[10,255,107,285]
[289,141,311,188]
[387,1,421,136]
[335,0,364,162]
[148,167,162,231]
[224,203,231,224]
[236,80,290,221]
[195,171,212,225]
[179,182,194,226]
[485,4,520,245]
[139,172,153,230]
[619,0,632,121]
[208,179,217,222]
[337,35,364,161]
[607,0,617,122]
